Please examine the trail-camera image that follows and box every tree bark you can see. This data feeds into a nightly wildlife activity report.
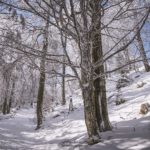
[2,74,10,115]
[81,33,100,144]
[36,68,46,129]
[91,0,111,131]
[99,66,112,131]
[134,11,150,72]
[36,17,49,130]
[136,31,150,72]
[82,82,100,144]
[7,80,15,114]
[2,97,7,115]
[61,56,66,105]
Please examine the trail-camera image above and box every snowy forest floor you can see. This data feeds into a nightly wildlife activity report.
[0,70,150,150]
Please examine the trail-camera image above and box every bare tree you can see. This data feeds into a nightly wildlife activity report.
[133,9,150,72]
[0,0,149,145]
[36,14,49,130]
[61,36,67,105]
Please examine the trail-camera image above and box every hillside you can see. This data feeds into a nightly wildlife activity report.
[0,69,150,150]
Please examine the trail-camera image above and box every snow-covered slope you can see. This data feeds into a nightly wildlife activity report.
[0,70,150,150]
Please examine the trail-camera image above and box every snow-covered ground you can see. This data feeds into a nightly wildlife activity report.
[0,70,150,150]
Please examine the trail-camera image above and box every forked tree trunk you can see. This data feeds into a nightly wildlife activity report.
[92,36,103,131]
[80,0,112,144]
[81,34,100,144]
[91,0,111,131]
[80,35,101,143]
[82,82,100,145]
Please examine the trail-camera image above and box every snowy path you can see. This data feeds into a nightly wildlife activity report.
[0,109,150,150]
[0,109,66,150]
[1,108,150,150]
[0,109,45,150]
[0,108,87,150]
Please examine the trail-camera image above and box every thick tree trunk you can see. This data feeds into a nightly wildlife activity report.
[91,0,111,131]
[81,40,100,144]
[93,84,102,131]
[99,66,112,131]
[79,0,112,144]
[82,83,100,145]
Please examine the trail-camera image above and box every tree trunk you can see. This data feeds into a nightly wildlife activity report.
[100,66,112,131]
[36,17,49,130]
[82,83,100,145]
[36,69,46,129]
[123,42,132,71]
[91,0,111,131]
[7,80,15,114]
[61,56,66,105]
[2,97,7,115]
[79,0,112,144]
[81,40,100,144]
[134,11,150,72]
[2,75,10,115]
[136,31,150,72]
